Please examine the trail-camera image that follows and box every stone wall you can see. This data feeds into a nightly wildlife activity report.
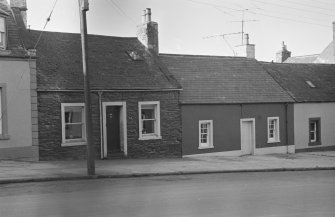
[38,90,182,160]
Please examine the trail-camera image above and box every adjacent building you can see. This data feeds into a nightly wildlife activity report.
[0,0,38,161]
[277,22,335,64]
[160,54,295,157]
[262,62,335,152]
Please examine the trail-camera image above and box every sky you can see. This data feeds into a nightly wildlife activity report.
[22,0,335,61]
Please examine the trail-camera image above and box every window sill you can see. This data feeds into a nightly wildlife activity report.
[198,145,214,150]
[267,139,280,144]
[61,141,87,147]
[308,141,321,146]
[0,134,10,140]
[139,135,162,140]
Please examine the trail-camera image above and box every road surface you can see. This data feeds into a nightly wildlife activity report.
[0,170,335,217]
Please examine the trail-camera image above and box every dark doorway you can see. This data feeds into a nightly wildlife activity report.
[106,106,121,156]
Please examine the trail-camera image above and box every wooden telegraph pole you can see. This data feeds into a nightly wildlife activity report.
[78,0,95,176]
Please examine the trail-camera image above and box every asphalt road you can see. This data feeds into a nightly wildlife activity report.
[0,171,334,217]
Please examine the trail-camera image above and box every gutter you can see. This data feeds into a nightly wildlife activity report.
[37,89,182,92]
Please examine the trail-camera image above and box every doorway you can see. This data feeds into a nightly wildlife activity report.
[240,118,255,155]
[102,102,127,159]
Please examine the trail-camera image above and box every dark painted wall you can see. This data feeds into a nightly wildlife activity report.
[181,103,294,155]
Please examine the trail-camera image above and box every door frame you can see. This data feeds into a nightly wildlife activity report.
[240,118,256,155]
[102,102,127,158]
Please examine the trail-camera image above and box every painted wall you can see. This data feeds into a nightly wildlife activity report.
[294,103,335,150]
[0,58,38,160]
[181,103,294,156]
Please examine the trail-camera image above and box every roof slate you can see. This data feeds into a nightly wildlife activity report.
[159,54,293,104]
[24,30,181,90]
[285,54,318,64]
[261,62,335,102]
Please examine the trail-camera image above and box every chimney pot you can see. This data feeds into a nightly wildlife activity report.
[142,10,146,23]
[146,8,151,22]
[244,34,249,45]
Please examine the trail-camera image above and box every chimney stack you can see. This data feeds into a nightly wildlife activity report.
[10,0,27,27]
[276,41,291,63]
[244,34,255,59]
[137,8,159,55]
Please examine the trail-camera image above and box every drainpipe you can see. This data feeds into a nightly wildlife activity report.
[285,103,289,154]
[98,91,104,159]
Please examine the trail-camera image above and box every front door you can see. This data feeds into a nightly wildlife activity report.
[240,119,255,155]
[106,106,121,155]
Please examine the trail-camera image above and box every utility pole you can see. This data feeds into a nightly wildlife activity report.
[78,0,95,176]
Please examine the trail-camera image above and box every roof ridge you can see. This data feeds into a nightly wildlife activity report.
[27,29,138,40]
[159,53,250,60]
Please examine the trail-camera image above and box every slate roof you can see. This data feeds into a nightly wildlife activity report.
[23,30,181,91]
[261,62,335,102]
[285,54,318,64]
[159,54,293,104]
[284,41,335,64]
[0,0,27,57]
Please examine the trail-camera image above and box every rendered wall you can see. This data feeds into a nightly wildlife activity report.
[0,58,38,160]
[294,103,335,150]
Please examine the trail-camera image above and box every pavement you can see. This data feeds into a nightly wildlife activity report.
[0,151,335,184]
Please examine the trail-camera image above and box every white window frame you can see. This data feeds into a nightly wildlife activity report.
[309,118,321,145]
[61,103,86,146]
[267,117,280,143]
[310,121,317,142]
[138,101,161,140]
[198,120,214,149]
[0,16,6,50]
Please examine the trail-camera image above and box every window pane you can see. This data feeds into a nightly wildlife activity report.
[0,17,5,32]
[142,108,155,119]
[65,107,82,123]
[200,123,209,144]
[142,120,155,134]
[65,123,83,139]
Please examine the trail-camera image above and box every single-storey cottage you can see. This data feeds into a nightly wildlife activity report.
[261,62,335,152]
[160,54,295,156]
[22,8,182,160]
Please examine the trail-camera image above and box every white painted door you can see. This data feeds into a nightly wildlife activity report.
[241,119,255,155]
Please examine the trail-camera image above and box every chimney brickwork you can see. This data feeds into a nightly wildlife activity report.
[10,0,27,27]
[10,0,27,9]
[237,34,255,58]
[137,8,159,55]
[276,42,291,63]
